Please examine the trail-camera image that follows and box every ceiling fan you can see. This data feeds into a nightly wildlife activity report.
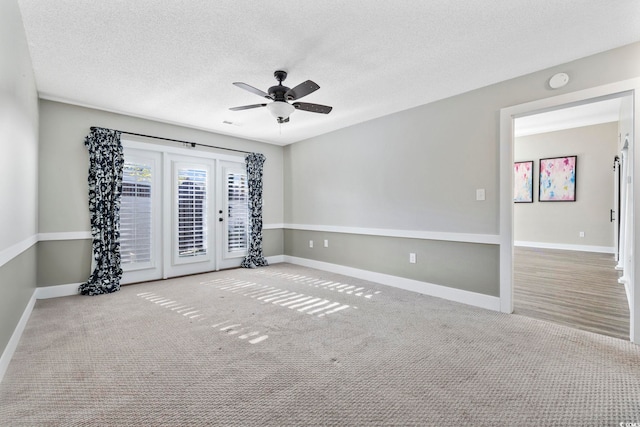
[230,70,332,123]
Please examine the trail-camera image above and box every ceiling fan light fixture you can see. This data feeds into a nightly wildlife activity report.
[266,101,295,122]
[231,72,332,124]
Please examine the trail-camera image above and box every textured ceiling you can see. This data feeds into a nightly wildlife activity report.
[17,0,640,145]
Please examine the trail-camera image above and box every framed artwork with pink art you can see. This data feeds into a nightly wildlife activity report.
[514,160,534,203]
[539,155,577,202]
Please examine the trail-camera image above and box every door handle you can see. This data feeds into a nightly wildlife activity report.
[219,217,224,222]
[610,209,615,222]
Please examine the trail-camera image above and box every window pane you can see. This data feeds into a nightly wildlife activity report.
[121,161,153,265]
[177,168,207,257]
[227,171,248,252]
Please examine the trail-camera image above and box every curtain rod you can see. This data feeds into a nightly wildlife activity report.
[91,127,253,155]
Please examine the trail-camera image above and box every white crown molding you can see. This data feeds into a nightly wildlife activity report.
[38,93,282,147]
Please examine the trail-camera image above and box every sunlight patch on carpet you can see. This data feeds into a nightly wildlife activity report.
[253,270,382,298]
[201,277,358,317]
[137,292,270,344]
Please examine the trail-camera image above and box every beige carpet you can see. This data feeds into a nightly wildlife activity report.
[1,263,639,426]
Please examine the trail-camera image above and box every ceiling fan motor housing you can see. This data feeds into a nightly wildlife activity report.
[268,85,290,101]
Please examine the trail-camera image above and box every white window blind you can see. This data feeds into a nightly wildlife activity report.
[121,162,153,265]
[177,168,207,258]
[226,171,249,252]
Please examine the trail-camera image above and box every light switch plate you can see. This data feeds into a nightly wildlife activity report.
[476,189,486,201]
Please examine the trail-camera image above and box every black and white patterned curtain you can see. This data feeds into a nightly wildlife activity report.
[241,153,269,268]
[79,127,124,295]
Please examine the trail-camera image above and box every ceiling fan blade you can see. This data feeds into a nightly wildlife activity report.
[293,102,332,114]
[285,80,320,100]
[229,103,267,111]
[233,82,273,99]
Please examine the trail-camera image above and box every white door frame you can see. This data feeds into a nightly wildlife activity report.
[499,77,639,343]
[614,155,621,263]
[121,138,246,280]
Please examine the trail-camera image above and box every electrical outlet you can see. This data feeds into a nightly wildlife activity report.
[324,239,329,248]
[409,253,417,264]
[579,231,585,238]
[476,189,485,201]
[309,240,314,248]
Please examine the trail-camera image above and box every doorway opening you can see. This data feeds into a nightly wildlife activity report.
[499,80,638,343]
[512,97,630,339]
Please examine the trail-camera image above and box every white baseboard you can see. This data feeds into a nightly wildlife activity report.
[514,241,615,254]
[35,283,81,299]
[282,256,501,312]
[1,283,81,384]
[265,255,285,264]
[0,290,37,384]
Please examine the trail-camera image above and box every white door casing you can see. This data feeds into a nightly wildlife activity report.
[500,79,639,343]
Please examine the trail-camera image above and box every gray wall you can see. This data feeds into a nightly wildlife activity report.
[262,229,284,259]
[0,0,39,359]
[38,100,285,286]
[514,123,618,248]
[37,240,93,287]
[285,230,500,296]
[284,42,640,297]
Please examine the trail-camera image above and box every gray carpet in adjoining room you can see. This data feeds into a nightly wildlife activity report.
[1,263,639,426]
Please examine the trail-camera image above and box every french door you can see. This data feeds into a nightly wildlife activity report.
[218,161,251,270]
[120,145,248,284]
[165,157,215,277]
